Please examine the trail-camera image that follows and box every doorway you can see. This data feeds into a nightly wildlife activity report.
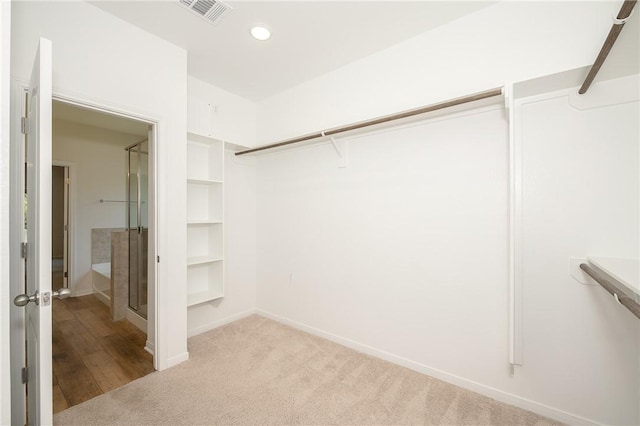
[51,165,68,292]
[49,100,156,412]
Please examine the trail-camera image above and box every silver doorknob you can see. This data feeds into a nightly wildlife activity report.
[14,288,70,307]
[53,288,71,299]
[14,291,39,307]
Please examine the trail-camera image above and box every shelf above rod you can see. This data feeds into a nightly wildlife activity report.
[579,263,640,319]
[235,87,504,156]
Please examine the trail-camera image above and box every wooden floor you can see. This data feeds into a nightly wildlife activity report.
[52,295,154,414]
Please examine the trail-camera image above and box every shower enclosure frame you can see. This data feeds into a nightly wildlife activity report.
[125,139,148,319]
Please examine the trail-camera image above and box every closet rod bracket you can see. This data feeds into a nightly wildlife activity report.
[613,8,633,25]
[322,132,349,168]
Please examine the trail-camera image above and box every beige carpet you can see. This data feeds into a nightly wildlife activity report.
[54,315,560,425]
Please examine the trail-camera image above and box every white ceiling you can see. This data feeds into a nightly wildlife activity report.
[90,1,494,101]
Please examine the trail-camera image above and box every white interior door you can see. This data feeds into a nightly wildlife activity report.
[21,37,53,426]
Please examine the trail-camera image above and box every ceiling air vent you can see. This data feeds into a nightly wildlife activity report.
[179,0,232,25]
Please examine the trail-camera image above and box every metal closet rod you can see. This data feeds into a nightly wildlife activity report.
[235,87,504,156]
[579,263,640,319]
[579,0,637,95]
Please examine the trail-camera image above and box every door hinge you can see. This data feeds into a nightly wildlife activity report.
[20,242,28,259]
[64,272,68,278]
[65,177,70,184]
[157,256,160,263]
[21,367,28,384]
[21,117,28,135]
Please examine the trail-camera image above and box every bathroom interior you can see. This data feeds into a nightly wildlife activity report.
[52,100,152,327]
[51,100,154,411]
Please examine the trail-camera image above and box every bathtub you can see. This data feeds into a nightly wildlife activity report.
[92,262,111,304]
[92,262,111,279]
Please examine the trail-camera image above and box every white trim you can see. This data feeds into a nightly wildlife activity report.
[53,93,158,126]
[145,339,155,356]
[126,308,147,333]
[92,289,109,307]
[509,88,577,375]
[187,309,256,338]
[256,309,600,426]
[506,80,525,370]
[165,352,189,368]
[73,288,94,298]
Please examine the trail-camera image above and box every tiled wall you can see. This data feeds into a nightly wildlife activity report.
[91,227,125,265]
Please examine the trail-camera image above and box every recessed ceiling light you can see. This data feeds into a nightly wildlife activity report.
[251,26,271,41]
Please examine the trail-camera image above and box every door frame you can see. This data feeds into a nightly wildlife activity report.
[51,161,75,293]
[50,93,160,364]
[10,83,161,424]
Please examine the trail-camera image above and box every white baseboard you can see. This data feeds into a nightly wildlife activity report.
[126,308,147,333]
[256,309,599,426]
[164,352,189,370]
[91,290,109,306]
[187,308,257,338]
[144,340,154,356]
[73,288,94,298]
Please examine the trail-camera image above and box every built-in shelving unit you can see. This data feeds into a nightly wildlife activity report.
[186,131,224,306]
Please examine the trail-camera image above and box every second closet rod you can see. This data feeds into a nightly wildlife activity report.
[580,263,640,320]
[235,87,504,156]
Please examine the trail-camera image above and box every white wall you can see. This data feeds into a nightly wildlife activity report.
[188,76,256,148]
[52,119,142,297]
[11,1,188,369]
[257,1,632,145]
[255,105,533,411]
[253,2,640,424]
[515,76,639,425]
[187,150,257,336]
[0,1,12,424]
[255,92,640,425]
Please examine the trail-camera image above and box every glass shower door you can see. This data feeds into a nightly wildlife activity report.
[127,141,148,319]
